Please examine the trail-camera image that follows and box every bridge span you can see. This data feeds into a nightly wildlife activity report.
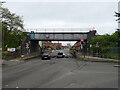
[29,30,96,41]
[21,30,96,56]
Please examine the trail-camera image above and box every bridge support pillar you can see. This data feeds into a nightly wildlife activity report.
[30,40,41,53]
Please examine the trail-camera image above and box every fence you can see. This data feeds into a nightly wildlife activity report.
[90,47,120,59]
[70,46,120,60]
[110,47,120,53]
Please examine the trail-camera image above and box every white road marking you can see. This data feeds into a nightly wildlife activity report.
[114,65,120,67]
[5,85,8,87]
[16,86,19,88]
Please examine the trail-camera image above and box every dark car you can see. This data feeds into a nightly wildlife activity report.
[42,53,51,60]
[57,52,64,58]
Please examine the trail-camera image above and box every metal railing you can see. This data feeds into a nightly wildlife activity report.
[25,28,94,33]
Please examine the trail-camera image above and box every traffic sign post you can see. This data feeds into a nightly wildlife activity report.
[80,39,87,58]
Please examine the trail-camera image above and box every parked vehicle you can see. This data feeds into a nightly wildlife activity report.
[57,52,64,58]
[42,53,51,60]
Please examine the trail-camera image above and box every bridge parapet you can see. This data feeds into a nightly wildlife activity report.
[29,31,96,41]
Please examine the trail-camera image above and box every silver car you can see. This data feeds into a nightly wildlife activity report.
[57,52,64,58]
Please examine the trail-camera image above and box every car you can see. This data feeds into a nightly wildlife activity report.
[57,52,64,58]
[41,53,51,60]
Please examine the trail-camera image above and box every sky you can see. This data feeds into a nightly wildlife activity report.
[2,0,119,45]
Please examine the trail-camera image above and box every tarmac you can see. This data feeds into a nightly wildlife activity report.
[1,52,120,67]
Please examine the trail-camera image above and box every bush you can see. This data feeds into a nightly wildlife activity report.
[91,46,101,53]
[16,46,21,50]
[103,53,120,59]
[69,47,76,50]
[2,51,11,55]
[101,47,109,53]
[2,51,20,60]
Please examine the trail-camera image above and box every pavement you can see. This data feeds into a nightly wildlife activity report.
[2,59,24,67]
[1,52,40,67]
[75,52,120,63]
[2,50,119,88]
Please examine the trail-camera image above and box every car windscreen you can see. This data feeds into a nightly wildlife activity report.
[43,53,49,55]
[58,53,63,55]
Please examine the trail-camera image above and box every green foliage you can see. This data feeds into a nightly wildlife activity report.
[1,7,24,32]
[69,47,76,50]
[16,46,21,50]
[91,45,101,53]
[90,31,118,48]
[101,47,109,53]
[2,51,10,55]
[1,7,26,49]
[90,34,110,47]
[89,31,119,59]
[104,53,120,59]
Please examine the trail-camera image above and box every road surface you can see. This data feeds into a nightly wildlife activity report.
[2,50,118,88]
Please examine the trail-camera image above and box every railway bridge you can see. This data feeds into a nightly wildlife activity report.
[21,29,96,55]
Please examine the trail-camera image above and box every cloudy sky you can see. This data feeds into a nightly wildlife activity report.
[3,0,118,34]
[2,0,119,45]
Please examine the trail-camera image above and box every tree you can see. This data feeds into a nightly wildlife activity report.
[1,7,24,33]
[114,11,120,47]
[114,11,120,22]
[89,31,119,54]
[1,6,26,49]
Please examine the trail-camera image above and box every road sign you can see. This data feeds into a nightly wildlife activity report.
[7,48,15,52]
[45,34,49,38]
[0,48,2,51]
[30,34,35,39]
[26,43,29,48]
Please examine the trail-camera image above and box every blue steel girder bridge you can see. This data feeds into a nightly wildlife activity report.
[21,29,96,55]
